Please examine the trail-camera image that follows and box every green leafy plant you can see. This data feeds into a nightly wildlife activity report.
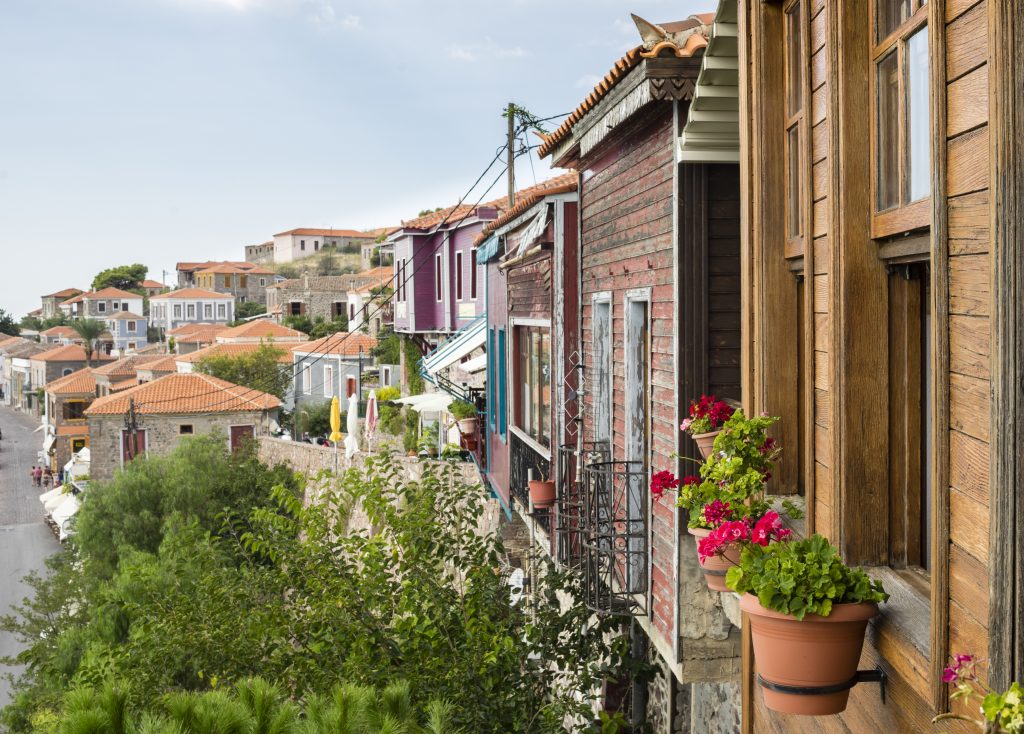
[402,407,419,453]
[194,341,290,399]
[448,400,477,421]
[726,534,888,620]
[376,387,403,436]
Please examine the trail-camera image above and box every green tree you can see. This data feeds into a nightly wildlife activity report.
[295,399,332,438]
[234,302,267,321]
[371,328,400,365]
[403,338,424,395]
[317,247,338,276]
[0,309,22,336]
[91,264,148,292]
[70,319,107,366]
[194,342,290,399]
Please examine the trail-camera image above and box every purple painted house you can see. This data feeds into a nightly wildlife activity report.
[388,203,497,344]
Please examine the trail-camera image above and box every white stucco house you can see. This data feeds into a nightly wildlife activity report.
[272,227,379,264]
[149,288,234,332]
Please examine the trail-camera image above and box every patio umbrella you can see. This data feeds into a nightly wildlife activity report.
[344,395,361,460]
[328,396,343,444]
[365,390,378,438]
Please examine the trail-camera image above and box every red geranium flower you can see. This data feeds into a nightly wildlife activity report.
[650,470,680,500]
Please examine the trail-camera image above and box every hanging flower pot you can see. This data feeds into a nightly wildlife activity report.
[457,417,478,435]
[688,526,738,591]
[528,480,556,508]
[692,430,720,459]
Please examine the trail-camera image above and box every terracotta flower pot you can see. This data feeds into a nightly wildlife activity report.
[457,417,478,434]
[692,429,720,459]
[688,527,740,591]
[528,480,556,508]
[740,593,879,715]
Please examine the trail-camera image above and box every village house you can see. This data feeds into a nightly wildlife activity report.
[40,288,83,319]
[6,340,50,413]
[91,355,165,397]
[139,280,167,298]
[193,262,275,305]
[471,174,579,520]
[291,333,377,418]
[149,288,235,332]
[214,320,306,344]
[271,227,379,264]
[244,241,274,265]
[265,272,386,324]
[135,355,180,384]
[29,345,96,403]
[167,323,228,354]
[58,288,145,320]
[42,367,96,473]
[103,312,149,355]
[0,336,28,405]
[534,11,751,730]
[84,372,281,483]
[39,326,80,346]
[175,261,263,289]
[344,266,394,335]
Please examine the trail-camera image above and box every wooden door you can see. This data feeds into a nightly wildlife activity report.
[230,425,254,451]
[121,429,146,463]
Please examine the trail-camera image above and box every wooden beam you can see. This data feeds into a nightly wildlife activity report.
[988,0,1024,690]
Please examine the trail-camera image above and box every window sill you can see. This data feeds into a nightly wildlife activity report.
[864,566,931,659]
[508,425,551,461]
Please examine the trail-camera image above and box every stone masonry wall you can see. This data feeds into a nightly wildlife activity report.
[87,411,267,482]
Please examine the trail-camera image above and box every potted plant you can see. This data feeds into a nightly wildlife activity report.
[528,462,555,508]
[681,394,735,458]
[726,535,888,716]
[449,399,478,435]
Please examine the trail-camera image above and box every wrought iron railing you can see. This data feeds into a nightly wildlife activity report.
[509,431,551,533]
[555,441,609,570]
[580,459,649,616]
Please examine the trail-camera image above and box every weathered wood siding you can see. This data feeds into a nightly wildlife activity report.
[485,258,510,508]
[507,253,552,321]
[580,106,677,646]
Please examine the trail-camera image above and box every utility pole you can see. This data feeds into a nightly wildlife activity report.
[507,102,516,207]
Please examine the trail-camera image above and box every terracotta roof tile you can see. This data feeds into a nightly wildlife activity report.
[109,378,139,392]
[105,311,145,321]
[90,287,143,299]
[140,280,167,289]
[196,263,275,275]
[92,355,164,377]
[6,341,50,358]
[273,227,378,238]
[167,323,227,339]
[537,16,710,160]
[178,341,293,365]
[476,174,579,244]
[41,326,79,338]
[136,355,180,373]
[44,288,83,299]
[291,333,377,358]
[85,372,282,415]
[176,260,254,272]
[46,368,96,395]
[215,321,306,341]
[0,336,27,350]
[151,288,234,300]
[32,344,91,362]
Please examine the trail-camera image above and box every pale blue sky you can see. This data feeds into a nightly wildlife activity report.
[0,0,706,316]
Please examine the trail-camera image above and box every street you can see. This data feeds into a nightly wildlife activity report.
[0,406,60,709]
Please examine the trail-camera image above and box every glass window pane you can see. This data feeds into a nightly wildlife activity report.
[876,50,900,211]
[906,25,930,203]
[877,0,912,41]
[787,125,802,238]
[786,3,803,116]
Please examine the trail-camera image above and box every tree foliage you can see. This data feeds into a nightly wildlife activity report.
[2,449,643,733]
[370,327,400,366]
[194,342,290,399]
[402,338,424,396]
[70,319,107,366]
[91,264,148,293]
[0,308,21,336]
[234,302,267,321]
[295,399,333,438]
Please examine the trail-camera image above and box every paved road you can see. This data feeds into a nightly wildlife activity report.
[0,406,60,708]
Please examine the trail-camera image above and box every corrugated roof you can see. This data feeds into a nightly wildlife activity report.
[85,373,281,415]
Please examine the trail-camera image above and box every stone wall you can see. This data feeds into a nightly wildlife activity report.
[87,411,267,482]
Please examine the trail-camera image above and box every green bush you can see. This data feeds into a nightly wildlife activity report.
[449,400,476,420]
[376,385,400,402]
[402,408,419,453]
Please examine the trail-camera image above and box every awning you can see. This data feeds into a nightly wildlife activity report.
[393,393,453,414]
[477,234,500,264]
[421,317,486,377]
[678,0,739,162]
[458,353,487,374]
[503,206,550,260]
[42,433,55,455]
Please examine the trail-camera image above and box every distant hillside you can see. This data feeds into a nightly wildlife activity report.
[271,248,364,279]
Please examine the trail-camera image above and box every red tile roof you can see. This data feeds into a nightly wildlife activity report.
[537,16,711,160]
[40,326,78,338]
[177,341,293,365]
[291,333,378,358]
[85,373,281,415]
[105,311,145,321]
[215,320,306,341]
[32,344,91,362]
[176,260,255,272]
[92,355,164,378]
[44,288,83,299]
[46,368,96,395]
[90,287,144,300]
[476,173,579,244]
[171,324,230,343]
[136,355,180,373]
[140,280,167,289]
[0,336,25,350]
[196,263,275,275]
[151,288,234,300]
[273,227,379,238]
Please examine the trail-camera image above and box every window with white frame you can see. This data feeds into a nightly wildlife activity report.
[217,303,226,318]
[204,304,213,319]
[435,253,443,301]
[470,248,478,299]
[324,365,334,396]
[515,326,552,449]
[174,304,182,318]
[303,364,311,394]
[186,304,196,319]
[127,321,136,333]
[455,251,464,301]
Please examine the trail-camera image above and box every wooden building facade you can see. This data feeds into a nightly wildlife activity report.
[735,0,1022,730]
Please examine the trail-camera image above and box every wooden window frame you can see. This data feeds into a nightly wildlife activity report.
[783,0,809,259]
[869,0,930,239]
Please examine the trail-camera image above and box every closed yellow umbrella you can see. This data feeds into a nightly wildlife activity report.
[329,396,344,443]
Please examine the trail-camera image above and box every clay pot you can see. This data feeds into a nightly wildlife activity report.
[740,593,878,715]
[457,417,478,434]
[529,480,556,508]
[692,430,720,459]
[688,527,740,592]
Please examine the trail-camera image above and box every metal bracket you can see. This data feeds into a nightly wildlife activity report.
[757,668,887,705]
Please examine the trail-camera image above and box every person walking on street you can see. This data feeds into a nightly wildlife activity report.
[29,466,36,486]
[33,466,42,487]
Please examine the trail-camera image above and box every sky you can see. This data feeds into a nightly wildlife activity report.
[0,0,707,317]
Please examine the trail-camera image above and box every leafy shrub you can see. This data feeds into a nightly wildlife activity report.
[448,400,477,420]
[726,534,888,620]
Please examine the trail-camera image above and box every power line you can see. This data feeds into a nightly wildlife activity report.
[128,128,544,415]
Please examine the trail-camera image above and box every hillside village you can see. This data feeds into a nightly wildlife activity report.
[3,1,1024,732]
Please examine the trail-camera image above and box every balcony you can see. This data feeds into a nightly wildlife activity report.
[578,458,649,616]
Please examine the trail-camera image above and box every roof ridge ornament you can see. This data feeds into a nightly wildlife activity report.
[632,13,709,58]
